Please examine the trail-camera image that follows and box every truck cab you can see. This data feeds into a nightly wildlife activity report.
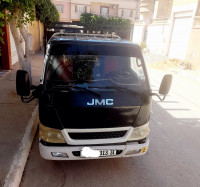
[16,33,172,160]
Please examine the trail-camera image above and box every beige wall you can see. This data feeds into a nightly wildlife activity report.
[172,0,199,13]
[156,0,173,18]
[29,21,44,53]
[91,2,118,16]
[71,0,138,23]
[71,3,91,21]
[151,0,199,19]
[173,0,198,6]
[186,28,200,69]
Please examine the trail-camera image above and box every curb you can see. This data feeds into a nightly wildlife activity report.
[3,107,39,187]
[0,70,11,80]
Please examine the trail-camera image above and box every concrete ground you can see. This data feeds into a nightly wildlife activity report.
[144,52,200,83]
[20,66,200,187]
[0,51,44,186]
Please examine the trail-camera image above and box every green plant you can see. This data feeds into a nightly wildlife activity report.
[0,0,59,83]
[80,13,131,39]
[35,0,59,26]
[140,42,147,50]
[0,0,59,45]
[0,0,36,58]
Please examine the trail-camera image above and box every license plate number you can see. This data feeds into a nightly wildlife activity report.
[80,147,117,158]
[99,150,117,157]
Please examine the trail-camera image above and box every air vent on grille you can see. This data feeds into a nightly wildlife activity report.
[68,131,127,140]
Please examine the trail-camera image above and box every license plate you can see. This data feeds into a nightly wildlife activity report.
[80,147,117,158]
[99,150,117,157]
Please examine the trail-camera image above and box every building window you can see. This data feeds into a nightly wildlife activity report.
[76,5,86,13]
[123,9,132,18]
[56,5,64,13]
[101,7,109,15]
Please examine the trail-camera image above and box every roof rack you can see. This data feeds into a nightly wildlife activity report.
[49,32,121,42]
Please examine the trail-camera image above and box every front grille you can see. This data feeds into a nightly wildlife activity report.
[72,150,123,157]
[68,131,127,140]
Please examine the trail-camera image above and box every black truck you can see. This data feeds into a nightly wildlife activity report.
[16,32,172,160]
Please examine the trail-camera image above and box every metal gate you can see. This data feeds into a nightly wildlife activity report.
[168,12,193,59]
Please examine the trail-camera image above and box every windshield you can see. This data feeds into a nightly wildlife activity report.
[44,43,147,91]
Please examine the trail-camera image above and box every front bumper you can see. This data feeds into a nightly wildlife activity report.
[39,139,149,160]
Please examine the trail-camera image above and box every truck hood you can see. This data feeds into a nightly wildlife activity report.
[52,91,142,129]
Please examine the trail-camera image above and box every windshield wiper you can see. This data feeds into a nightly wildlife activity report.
[88,86,142,95]
[51,83,101,97]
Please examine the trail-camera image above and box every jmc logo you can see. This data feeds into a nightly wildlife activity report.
[87,99,114,106]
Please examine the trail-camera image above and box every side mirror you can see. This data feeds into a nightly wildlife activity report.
[16,70,30,96]
[159,74,172,95]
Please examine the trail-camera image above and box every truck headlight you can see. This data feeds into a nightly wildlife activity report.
[128,123,150,141]
[39,123,66,143]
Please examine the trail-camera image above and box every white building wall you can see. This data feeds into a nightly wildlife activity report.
[146,24,170,54]
[132,25,143,44]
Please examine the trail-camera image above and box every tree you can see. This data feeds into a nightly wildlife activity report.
[35,0,60,26]
[80,13,132,39]
[0,0,59,84]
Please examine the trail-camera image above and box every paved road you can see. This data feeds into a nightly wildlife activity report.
[20,70,200,187]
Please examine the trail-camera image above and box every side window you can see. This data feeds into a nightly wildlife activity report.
[76,5,86,13]
[101,7,109,15]
[123,9,132,18]
[130,57,145,82]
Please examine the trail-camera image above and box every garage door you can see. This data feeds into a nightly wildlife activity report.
[169,16,192,59]
[9,28,19,65]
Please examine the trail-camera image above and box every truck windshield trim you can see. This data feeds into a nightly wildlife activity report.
[49,83,101,97]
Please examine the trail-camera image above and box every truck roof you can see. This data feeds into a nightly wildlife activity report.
[48,32,141,49]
